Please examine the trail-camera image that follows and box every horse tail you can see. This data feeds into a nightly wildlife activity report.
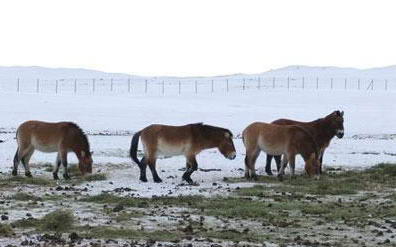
[130,131,142,165]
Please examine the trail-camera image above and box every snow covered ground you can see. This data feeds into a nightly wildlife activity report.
[0,87,395,197]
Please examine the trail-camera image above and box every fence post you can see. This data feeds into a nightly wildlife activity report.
[385,79,388,91]
[55,80,58,94]
[195,80,198,94]
[366,79,374,90]
[358,79,360,90]
[162,80,165,95]
[110,78,113,92]
[211,80,214,93]
[272,77,275,88]
[226,79,229,92]
[92,79,96,92]
[287,77,290,90]
[74,79,77,94]
[344,78,347,90]
[316,77,319,89]
[242,78,246,91]
[330,78,333,90]
[257,77,260,89]
[17,78,20,92]
[178,80,181,95]
[145,79,148,94]
[128,78,131,93]
[36,79,40,93]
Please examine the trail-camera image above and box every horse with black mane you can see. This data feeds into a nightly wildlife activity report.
[243,122,321,180]
[130,123,236,184]
[265,110,344,175]
[13,120,93,179]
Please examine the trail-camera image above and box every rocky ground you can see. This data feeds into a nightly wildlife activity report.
[0,163,396,246]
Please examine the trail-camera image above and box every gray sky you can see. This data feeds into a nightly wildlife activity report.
[0,0,395,76]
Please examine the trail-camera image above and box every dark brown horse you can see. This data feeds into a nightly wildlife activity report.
[130,123,236,184]
[265,111,344,175]
[243,122,321,180]
[13,121,93,179]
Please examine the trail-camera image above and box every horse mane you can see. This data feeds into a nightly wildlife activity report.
[292,125,320,159]
[67,122,90,151]
[191,123,233,138]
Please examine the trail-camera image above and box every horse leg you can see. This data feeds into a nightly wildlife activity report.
[277,155,289,181]
[274,155,282,173]
[138,157,148,182]
[147,157,162,183]
[265,155,274,176]
[182,156,198,184]
[244,149,260,180]
[288,155,296,178]
[52,153,61,180]
[21,148,34,177]
[12,148,20,176]
[60,151,70,180]
[319,150,325,174]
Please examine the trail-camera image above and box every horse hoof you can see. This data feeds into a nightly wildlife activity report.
[140,178,148,182]
[277,174,284,182]
[53,173,59,180]
[265,170,273,176]
[25,171,32,178]
[63,174,71,180]
[154,178,163,183]
[11,170,17,176]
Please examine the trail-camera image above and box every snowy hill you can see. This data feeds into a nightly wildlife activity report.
[0,65,395,80]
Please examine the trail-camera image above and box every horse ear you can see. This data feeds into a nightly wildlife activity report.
[340,111,344,117]
[224,132,230,138]
[81,151,85,157]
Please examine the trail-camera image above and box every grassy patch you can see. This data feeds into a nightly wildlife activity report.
[81,173,107,182]
[81,227,181,241]
[9,192,42,201]
[12,209,74,233]
[0,176,55,186]
[226,163,396,196]
[0,223,14,237]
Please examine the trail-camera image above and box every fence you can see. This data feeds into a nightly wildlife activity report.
[1,76,395,95]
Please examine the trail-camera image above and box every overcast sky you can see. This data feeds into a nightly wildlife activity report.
[0,0,395,76]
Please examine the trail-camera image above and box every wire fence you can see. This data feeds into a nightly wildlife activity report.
[1,76,395,95]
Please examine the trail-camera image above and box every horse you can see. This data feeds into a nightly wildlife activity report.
[265,110,344,176]
[12,121,93,180]
[242,122,321,180]
[129,123,236,184]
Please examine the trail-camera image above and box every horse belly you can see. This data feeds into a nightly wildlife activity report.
[258,140,285,156]
[31,137,59,153]
[156,140,189,157]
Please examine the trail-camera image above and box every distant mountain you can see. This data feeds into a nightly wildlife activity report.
[261,65,396,79]
[0,66,133,80]
[0,65,395,80]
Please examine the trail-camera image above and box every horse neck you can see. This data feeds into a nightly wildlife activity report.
[311,118,336,143]
[194,126,221,150]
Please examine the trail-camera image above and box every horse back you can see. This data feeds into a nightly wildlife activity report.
[17,121,75,151]
[140,124,194,156]
[243,122,291,155]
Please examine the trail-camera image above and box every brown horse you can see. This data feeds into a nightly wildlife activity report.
[265,111,344,175]
[242,122,320,180]
[130,123,236,184]
[13,121,93,180]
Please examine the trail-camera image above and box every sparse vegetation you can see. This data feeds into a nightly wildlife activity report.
[0,223,14,237]
[12,209,75,233]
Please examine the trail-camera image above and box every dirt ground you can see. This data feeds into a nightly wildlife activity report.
[1,163,396,247]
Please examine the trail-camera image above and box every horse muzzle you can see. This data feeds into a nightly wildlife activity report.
[336,129,344,138]
[227,152,236,160]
